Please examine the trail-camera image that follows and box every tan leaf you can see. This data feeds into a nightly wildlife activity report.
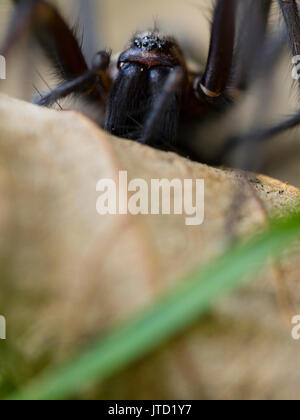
[1,94,300,400]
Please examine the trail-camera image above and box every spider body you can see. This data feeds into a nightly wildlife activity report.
[1,0,237,160]
[2,0,300,167]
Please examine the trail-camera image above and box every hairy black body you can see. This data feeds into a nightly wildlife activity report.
[2,0,300,165]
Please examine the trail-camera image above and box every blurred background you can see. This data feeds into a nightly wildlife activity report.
[1,0,300,187]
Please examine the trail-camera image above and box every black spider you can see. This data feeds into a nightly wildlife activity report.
[1,0,300,166]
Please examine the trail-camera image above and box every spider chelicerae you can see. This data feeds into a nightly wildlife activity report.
[1,0,300,167]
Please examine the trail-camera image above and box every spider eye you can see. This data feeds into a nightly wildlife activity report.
[132,34,168,52]
[134,39,142,48]
[148,42,156,50]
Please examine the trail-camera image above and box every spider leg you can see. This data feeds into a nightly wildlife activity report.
[34,51,110,107]
[104,63,149,140]
[231,0,272,92]
[196,0,237,99]
[279,0,300,60]
[194,0,272,104]
[105,63,183,147]
[213,34,286,165]
[1,0,40,57]
[2,0,88,81]
[76,0,99,65]
[183,0,271,163]
[214,1,300,163]
[141,67,184,146]
[2,0,110,106]
[217,113,300,159]
[34,73,93,107]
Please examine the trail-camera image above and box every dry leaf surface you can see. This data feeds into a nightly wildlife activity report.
[0,94,300,399]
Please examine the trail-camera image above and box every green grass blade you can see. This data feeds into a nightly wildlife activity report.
[9,212,300,400]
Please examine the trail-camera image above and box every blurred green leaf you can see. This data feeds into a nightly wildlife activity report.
[9,212,300,400]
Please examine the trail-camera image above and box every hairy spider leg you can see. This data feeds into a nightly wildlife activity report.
[34,51,110,107]
[231,0,272,92]
[104,62,149,140]
[215,0,300,161]
[1,0,41,57]
[141,67,184,146]
[280,0,300,71]
[177,0,238,161]
[2,0,88,79]
[197,0,237,99]
[2,0,110,106]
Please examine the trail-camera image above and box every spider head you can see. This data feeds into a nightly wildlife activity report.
[118,32,186,69]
